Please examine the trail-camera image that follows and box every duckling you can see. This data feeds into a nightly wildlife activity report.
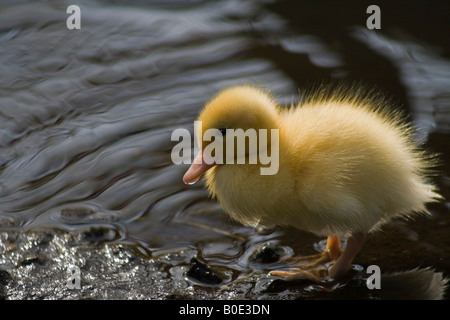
[183,84,441,281]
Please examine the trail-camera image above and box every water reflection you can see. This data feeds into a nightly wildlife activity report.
[263,267,448,300]
[352,28,450,141]
[373,268,448,300]
[0,0,449,299]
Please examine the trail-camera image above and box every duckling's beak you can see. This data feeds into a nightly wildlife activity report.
[183,150,216,185]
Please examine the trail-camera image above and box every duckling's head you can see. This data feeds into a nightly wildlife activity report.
[183,85,280,184]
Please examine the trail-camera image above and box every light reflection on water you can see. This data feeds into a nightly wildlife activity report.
[0,0,449,299]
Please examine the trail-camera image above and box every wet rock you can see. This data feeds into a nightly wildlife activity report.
[20,257,45,267]
[1,230,448,300]
[0,270,10,300]
[265,278,312,294]
[81,227,117,244]
[0,270,13,286]
[0,231,180,299]
[252,246,281,263]
[186,257,222,285]
[165,293,193,300]
[36,233,53,247]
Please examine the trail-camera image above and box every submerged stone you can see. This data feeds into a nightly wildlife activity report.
[252,246,281,264]
[186,257,222,285]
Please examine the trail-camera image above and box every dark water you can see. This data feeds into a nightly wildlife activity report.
[0,0,449,299]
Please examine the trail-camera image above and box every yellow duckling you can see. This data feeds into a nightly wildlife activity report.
[183,84,441,281]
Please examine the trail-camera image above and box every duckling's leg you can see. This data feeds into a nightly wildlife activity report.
[325,235,343,261]
[328,233,366,279]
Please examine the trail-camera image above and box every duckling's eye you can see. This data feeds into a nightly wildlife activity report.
[218,128,227,136]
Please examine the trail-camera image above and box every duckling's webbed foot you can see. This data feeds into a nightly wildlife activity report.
[269,235,343,282]
[269,268,327,283]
